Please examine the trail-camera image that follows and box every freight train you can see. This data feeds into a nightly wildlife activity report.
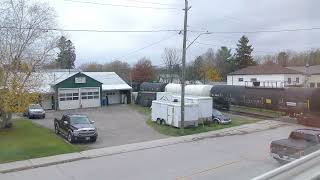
[135,83,320,116]
[210,85,320,115]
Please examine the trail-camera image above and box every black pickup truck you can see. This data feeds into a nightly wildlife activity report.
[54,114,98,143]
[270,129,320,163]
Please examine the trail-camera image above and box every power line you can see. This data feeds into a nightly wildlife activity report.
[191,27,320,34]
[0,26,181,33]
[120,0,182,6]
[63,0,179,10]
[113,33,178,60]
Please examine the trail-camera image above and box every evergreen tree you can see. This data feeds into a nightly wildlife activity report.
[216,46,234,80]
[234,35,255,69]
[56,36,76,69]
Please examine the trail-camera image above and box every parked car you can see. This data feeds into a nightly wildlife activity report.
[54,114,98,143]
[212,108,231,124]
[270,129,320,164]
[25,104,45,119]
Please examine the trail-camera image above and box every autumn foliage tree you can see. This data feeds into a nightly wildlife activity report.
[131,57,156,83]
[0,0,58,128]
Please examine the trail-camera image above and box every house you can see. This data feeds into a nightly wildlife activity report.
[158,73,180,84]
[35,71,132,110]
[227,64,305,88]
[287,65,320,88]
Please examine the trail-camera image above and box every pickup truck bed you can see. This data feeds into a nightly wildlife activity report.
[270,129,320,163]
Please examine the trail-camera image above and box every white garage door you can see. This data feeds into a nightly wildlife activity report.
[58,89,80,110]
[80,88,100,108]
[106,91,120,104]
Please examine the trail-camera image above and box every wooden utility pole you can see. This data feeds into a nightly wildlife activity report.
[181,0,190,133]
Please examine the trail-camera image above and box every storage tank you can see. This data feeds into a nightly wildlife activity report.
[165,84,212,97]
[165,83,181,94]
[185,85,213,97]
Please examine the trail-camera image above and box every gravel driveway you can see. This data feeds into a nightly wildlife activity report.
[31,105,167,149]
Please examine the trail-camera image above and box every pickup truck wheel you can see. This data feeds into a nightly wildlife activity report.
[67,133,75,143]
[54,124,60,134]
[90,137,97,142]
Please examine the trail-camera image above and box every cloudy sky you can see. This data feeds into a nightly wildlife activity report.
[47,0,320,67]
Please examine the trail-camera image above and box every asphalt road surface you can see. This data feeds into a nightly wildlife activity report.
[31,105,167,149]
[0,124,301,180]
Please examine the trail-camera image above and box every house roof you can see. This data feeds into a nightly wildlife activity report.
[228,64,302,75]
[34,71,131,93]
[286,65,320,75]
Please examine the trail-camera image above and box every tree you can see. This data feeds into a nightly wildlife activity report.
[203,64,221,82]
[216,46,234,80]
[161,48,181,83]
[0,0,57,128]
[131,57,155,83]
[79,62,103,72]
[234,35,255,69]
[56,36,76,69]
[103,60,131,82]
[277,52,289,67]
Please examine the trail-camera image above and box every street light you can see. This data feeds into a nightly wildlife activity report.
[187,31,212,49]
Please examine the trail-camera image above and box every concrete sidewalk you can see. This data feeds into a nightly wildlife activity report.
[0,120,294,174]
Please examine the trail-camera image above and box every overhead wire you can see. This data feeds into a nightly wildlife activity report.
[0,26,182,33]
[113,33,179,60]
[63,0,180,10]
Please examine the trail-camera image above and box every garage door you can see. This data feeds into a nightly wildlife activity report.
[80,88,100,108]
[106,91,120,104]
[58,89,80,110]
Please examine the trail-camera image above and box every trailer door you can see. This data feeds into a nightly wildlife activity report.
[167,106,174,125]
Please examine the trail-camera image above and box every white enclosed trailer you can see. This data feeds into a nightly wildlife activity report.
[151,100,199,128]
[156,92,213,122]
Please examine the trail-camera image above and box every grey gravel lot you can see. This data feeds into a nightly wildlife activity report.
[31,104,167,149]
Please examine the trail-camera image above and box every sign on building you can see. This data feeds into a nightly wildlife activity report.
[75,77,86,84]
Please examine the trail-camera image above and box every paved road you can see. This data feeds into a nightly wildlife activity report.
[31,105,167,149]
[0,123,301,180]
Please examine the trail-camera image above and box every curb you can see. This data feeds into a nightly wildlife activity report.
[0,120,291,174]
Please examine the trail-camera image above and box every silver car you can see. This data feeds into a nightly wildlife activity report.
[25,104,46,119]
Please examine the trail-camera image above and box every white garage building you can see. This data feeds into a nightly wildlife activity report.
[37,71,132,110]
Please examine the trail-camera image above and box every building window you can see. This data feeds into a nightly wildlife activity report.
[250,78,257,82]
[317,83,320,88]
[310,83,315,88]
[59,92,79,101]
[296,77,299,83]
[288,78,291,84]
[238,78,243,82]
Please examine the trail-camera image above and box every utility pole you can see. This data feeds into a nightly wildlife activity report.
[181,0,190,133]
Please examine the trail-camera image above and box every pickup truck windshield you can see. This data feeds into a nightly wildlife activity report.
[70,116,90,125]
[290,132,318,143]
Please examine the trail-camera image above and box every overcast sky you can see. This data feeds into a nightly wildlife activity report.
[48,0,320,67]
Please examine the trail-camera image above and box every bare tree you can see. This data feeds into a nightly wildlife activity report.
[161,48,181,83]
[103,60,131,82]
[0,0,58,128]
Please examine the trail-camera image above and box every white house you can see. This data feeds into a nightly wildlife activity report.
[287,65,320,88]
[227,64,305,88]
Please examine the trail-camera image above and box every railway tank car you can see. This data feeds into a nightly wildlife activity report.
[210,85,320,114]
[135,82,167,107]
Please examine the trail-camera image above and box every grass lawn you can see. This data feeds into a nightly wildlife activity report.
[146,115,259,137]
[129,104,151,116]
[230,105,285,118]
[0,120,80,164]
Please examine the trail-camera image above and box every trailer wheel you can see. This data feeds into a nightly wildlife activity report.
[156,119,161,124]
[161,120,166,125]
